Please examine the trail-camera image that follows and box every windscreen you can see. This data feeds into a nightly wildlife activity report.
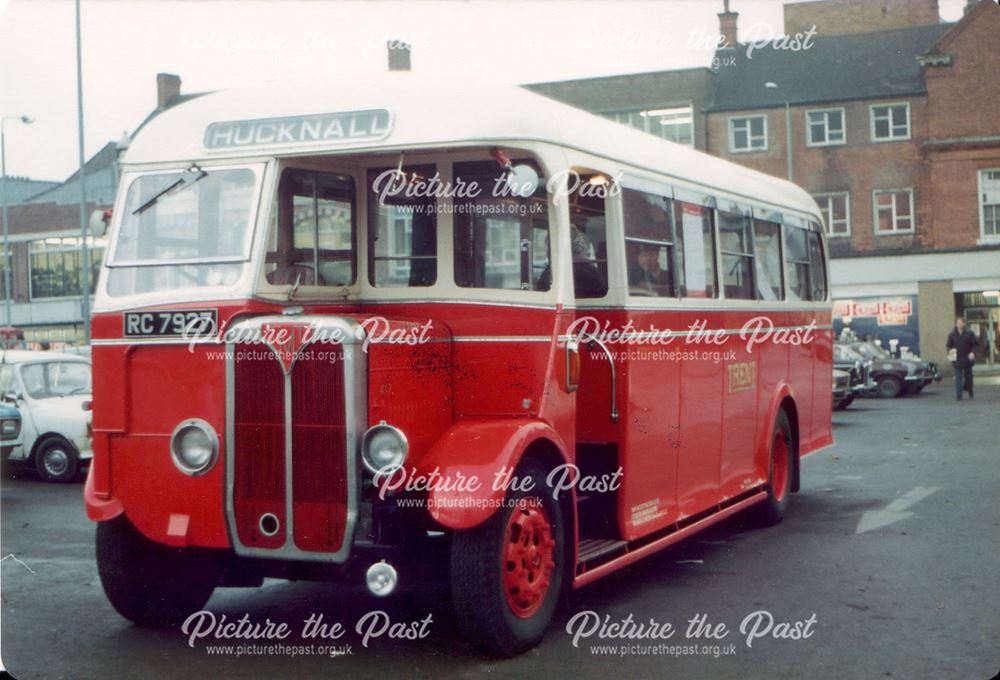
[106,167,257,297]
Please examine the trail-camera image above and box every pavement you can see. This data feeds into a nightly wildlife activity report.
[2,377,999,679]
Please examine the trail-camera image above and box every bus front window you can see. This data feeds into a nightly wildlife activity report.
[265,169,356,287]
[106,166,258,297]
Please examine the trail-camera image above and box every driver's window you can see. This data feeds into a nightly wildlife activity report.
[265,169,356,286]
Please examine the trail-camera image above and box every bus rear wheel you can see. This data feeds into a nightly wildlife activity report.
[96,515,217,625]
[758,410,793,526]
[451,461,565,656]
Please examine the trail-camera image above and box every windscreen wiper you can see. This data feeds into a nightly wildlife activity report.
[132,165,207,215]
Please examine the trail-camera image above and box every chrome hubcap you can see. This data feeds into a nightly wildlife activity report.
[44,449,69,476]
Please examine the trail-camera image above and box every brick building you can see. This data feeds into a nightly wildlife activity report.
[531,0,1000,368]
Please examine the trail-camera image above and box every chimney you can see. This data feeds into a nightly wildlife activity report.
[156,73,181,108]
[718,0,739,48]
[387,40,411,71]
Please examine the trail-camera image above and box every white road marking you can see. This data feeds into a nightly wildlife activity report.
[836,475,863,480]
[855,487,940,534]
[0,554,37,573]
[676,560,704,565]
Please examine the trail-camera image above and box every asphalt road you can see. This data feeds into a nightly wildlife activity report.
[2,377,999,679]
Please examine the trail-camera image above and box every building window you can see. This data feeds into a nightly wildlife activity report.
[29,237,106,299]
[873,189,914,234]
[728,115,767,152]
[979,168,1000,241]
[606,106,694,146]
[806,108,845,146]
[814,193,850,237]
[870,103,910,142]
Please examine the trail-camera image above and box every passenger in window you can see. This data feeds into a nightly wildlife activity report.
[628,244,672,295]
[571,225,607,298]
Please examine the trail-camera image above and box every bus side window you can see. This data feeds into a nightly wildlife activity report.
[784,226,810,301]
[623,188,675,297]
[266,169,356,287]
[674,201,717,298]
[753,219,783,301]
[717,209,755,299]
[453,160,550,291]
[568,175,608,299]
[367,165,437,287]
[807,229,828,301]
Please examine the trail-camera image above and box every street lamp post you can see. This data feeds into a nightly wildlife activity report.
[765,82,793,182]
[1,114,34,327]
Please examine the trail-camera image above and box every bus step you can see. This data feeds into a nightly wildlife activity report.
[578,538,628,564]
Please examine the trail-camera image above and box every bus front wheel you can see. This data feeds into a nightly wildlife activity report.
[96,515,217,626]
[451,460,566,656]
[758,410,794,526]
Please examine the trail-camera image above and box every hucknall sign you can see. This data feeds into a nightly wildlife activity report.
[203,109,393,149]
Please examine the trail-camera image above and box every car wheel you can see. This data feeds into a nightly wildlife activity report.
[876,375,903,398]
[757,410,794,526]
[96,515,217,626]
[451,460,566,656]
[835,395,855,410]
[34,437,80,483]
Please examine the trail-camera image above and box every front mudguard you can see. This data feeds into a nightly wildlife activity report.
[414,418,569,530]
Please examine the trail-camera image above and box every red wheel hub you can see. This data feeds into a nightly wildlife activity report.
[772,431,789,502]
[501,499,556,619]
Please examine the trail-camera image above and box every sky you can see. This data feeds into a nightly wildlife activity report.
[0,0,970,183]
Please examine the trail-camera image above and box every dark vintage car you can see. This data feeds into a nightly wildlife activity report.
[851,342,939,396]
[832,369,852,409]
[843,342,918,398]
[832,344,876,409]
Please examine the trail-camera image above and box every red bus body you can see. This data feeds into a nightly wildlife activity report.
[86,75,832,654]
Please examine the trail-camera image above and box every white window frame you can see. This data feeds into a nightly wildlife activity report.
[978,168,1000,244]
[869,102,911,142]
[806,107,846,147]
[872,188,915,235]
[606,106,695,147]
[728,115,768,153]
[27,236,107,301]
[813,192,851,237]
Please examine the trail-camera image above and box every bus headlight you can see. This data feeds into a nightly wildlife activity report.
[361,422,408,474]
[170,419,219,475]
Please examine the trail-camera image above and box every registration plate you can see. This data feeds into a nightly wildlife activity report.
[123,310,219,338]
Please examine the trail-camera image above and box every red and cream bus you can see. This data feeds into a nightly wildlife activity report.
[86,74,832,655]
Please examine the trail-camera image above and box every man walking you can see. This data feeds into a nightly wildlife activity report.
[946,317,978,400]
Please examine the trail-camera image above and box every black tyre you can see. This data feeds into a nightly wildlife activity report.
[96,515,217,625]
[835,395,855,410]
[757,410,794,526]
[875,375,903,398]
[451,460,566,656]
[34,437,80,483]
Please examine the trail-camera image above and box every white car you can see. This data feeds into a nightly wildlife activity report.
[0,351,92,482]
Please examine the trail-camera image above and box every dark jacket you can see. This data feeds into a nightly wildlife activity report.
[946,328,978,368]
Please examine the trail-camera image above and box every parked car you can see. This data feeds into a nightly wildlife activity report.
[832,369,852,409]
[1,403,23,466]
[846,342,918,398]
[0,351,92,482]
[832,344,876,409]
[852,341,938,395]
